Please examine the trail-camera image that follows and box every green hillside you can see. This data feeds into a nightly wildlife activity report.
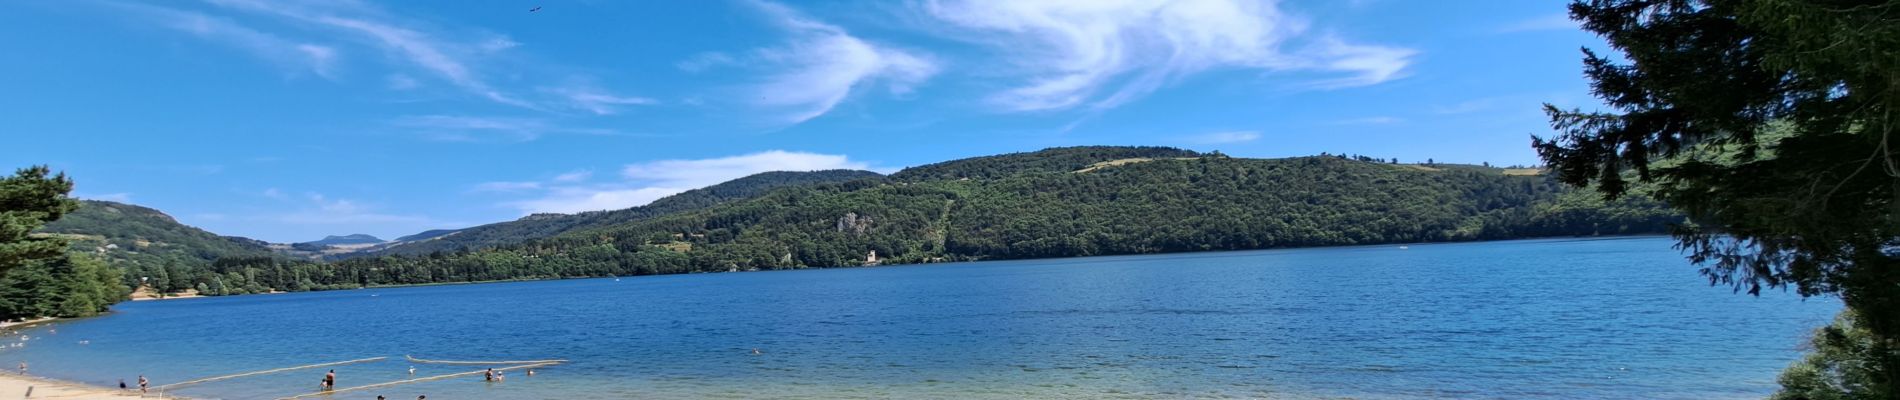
[37,147,1679,297]
[891,146,1201,181]
[365,169,885,256]
[38,200,273,267]
[30,200,274,297]
[301,148,1676,287]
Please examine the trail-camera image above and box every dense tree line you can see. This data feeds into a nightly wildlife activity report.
[364,169,884,257]
[17,149,1679,309]
[144,152,1679,293]
[1542,0,1898,396]
[0,168,125,320]
[0,254,125,320]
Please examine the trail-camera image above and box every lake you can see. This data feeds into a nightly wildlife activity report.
[1,237,1839,399]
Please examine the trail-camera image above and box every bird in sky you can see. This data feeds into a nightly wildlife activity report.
[529,6,542,12]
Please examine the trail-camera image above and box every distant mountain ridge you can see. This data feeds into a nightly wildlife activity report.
[300,234,384,246]
[394,229,461,243]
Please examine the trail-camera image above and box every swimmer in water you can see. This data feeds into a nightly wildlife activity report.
[751,348,762,355]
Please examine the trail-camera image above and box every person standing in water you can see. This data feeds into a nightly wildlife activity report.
[483,368,494,382]
[138,375,148,394]
[322,369,335,390]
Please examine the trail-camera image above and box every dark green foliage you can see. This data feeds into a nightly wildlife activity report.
[1539,0,1900,393]
[1774,311,1895,400]
[0,254,125,320]
[32,150,1677,308]
[393,229,460,242]
[890,146,1202,181]
[307,154,1673,288]
[40,200,274,264]
[0,166,79,274]
[369,169,885,256]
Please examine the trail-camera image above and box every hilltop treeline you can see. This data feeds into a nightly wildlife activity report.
[178,150,1673,294]
[24,147,1680,300]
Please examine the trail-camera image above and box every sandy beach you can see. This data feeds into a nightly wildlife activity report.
[0,373,151,399]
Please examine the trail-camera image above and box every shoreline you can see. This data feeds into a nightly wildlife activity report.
[140,234,1675,302]
[0,317,57,330]
[0,372,164,399]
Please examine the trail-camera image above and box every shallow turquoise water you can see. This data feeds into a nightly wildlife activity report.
[2,237,1839,399]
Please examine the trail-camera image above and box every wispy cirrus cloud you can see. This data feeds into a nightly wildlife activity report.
[103,0,654,114]
[539,85,658,115]
[499,150,879,214]
[693,1,939,125]
[552,170,592,182]
[919,0,1415,111]
[390,115,619,142]
[470,181,542,192]
[106,2,339,79]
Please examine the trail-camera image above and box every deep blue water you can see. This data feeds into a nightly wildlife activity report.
[2,237,1839,399]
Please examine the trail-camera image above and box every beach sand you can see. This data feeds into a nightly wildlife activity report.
[0,373,150,398]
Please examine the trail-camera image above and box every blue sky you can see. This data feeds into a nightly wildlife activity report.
[0,0,1608,243]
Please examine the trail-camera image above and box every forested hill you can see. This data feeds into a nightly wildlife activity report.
[37,147,1678,297]
[37,200,273,266]
[295,149,1677,288]
[362,169,885,257]
[891,146,1201,181]
[30,200,274,297]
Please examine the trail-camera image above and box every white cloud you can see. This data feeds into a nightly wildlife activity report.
[201,0,534,108]
[676,52,737,72]
[552,170,592,182]
[471,181,542,192]
[502,150,875,214]
[920,0,1415,111]
[390,115,617,142]
[540,86,658,115]
[739,1,940,124]
[1186,131,1261,144]
[113,2,339,79]
[262,188,287,199]
[505,187,683,215]
[1498,14,1577,33]
[622,150,871,188]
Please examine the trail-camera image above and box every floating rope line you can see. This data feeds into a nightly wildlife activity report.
[404,354,567,365]
[155,357,387,391]
[274,361,561,400]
